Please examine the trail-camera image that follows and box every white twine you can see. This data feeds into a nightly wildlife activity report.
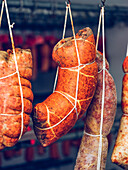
[53,66,59,92]
[0,71,17,80]
[42,2,83,131]
[35,89,80,131]
[68,4,81,118]
[126,44,128,57]
[123,114,128,116]
[87,7,106,168]
[58,38,95,49]
[39,57,94,130]
[0,0,4,27]
[60,61,95,70]
[84,131,102,137]
[0,112,22,116]
[97,7,106,170]
[96,8,102,51]
[55,90,75,108]
[53,2,95,93]
[0,0,24,140]
[62,4,69,40]
[36,106,76,131]
[68,4,80,66]
[53,3,69,93]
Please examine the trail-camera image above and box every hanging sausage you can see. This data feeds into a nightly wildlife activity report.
[0,48,33,149]
[111,47,128,168]
[75,51,117,169]
[32,27,98,147]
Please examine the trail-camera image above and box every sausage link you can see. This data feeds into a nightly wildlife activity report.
[0,48,33,149]
[111,55,128,168]
[33,27,98,147]
[75,51,117,170]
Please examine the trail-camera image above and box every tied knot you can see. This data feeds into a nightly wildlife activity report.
[10,22,15,28]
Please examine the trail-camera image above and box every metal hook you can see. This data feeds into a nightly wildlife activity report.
[100,0,106,8]
[66,0,71,5]
[65,0,71,7]
[68,0,71,4]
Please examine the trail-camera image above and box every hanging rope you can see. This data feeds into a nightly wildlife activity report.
[97,6,106,170]
[62,2,69,40]
[86,2,106,169]
[96,8,102,51]
[40,1,83,130]
[53,2,69,92]
[0,0,24,140]
[39,0,96,131]
[68,3,81,116]
[126,44,128,56]
[0,0,4,27]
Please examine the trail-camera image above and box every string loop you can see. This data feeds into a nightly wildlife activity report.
[84,131,105,138]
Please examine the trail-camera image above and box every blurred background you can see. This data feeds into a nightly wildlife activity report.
[0,0,128,169]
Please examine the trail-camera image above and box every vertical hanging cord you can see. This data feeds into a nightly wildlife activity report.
[62,4,69,39]
[97,6,105,170]
[53,66,59,92]
[96,8,102,51]
[68,4,80,116]
[54,2,81,118]
[0,0,5,27]
[53,4,69,92]
[68,5,80,66]
[4,0,24,140]
[126,44,128,57]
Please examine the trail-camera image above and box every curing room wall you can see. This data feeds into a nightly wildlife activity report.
[106,22,128,103]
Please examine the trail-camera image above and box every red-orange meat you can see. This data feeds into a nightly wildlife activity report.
[111,55,128,168]
[0,48,33,149]
[33,27,98,147]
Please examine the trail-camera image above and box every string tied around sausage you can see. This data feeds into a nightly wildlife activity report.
[60,60,95,70]
[84,131,105,138]
[123,114,128,116]
[54,2,80,119]
[0,71,17,80]
[0,0,24,140]
[36,2,87,131]
[44,3,106,141]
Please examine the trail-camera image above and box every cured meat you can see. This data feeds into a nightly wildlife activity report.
[111,54,128,168]
[33,27,98,147]
[75,51,117,170]
[0,48,33,149]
